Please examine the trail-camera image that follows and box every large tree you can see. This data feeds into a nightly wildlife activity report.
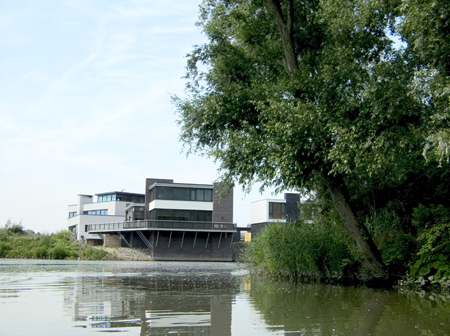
[174,0,436,274]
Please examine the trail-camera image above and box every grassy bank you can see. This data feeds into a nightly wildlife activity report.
[0,221,112,260]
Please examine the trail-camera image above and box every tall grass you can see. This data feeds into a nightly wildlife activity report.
[243,222,357,283]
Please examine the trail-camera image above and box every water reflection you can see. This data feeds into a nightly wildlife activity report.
[1,260,450,335]
[248,275,450,335]
[64,271,237,334]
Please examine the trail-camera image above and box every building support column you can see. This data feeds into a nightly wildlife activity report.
[118,232,131,248]
[218,232,222,249]
[205,232,210,248]
[181,231,185,248]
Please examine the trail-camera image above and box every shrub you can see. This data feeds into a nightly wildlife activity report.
[0,229,10,242]
[407,205,450,279]
[4,219,24,234]
[49,245,70,259]
[31,246,48,259]
[363,206,415,275]
[0,241,11,257]
[409,222,450,279]
[80,245,108,260]
[0,228,112,260]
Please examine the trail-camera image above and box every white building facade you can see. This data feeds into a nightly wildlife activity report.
[67,192,144,243]
[250,193,300,237]
[250,198,287,225]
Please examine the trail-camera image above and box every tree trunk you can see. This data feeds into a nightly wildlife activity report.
[266,0,386,275]
[327,184,385,274]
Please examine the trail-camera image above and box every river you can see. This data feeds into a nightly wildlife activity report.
[0,259,449,335]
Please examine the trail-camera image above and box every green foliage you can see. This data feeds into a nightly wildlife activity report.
[175,0,429,193]
[0,227,113,260]
[244,222,356,282]
[409,205,450,279]
[4,219,24,234]
[0,241,11,257]
[81,245,109,260]
[398,0,450,166]
[174,0,450,274]
[174,0,450,280]
[363,206,415,273]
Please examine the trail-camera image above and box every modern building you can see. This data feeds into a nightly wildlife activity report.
[68,178,237,261]
[250,193,300,236]
[67,191,145,244]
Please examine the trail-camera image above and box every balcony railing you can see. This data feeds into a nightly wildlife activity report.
[87,220,237,233]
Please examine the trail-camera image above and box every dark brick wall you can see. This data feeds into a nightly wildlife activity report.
[212,183,233,223]
[144,178,174,219]
[284,193,300,222]
[251,222,268,237]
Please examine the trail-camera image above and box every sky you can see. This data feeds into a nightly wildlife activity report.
[0,0,289,233]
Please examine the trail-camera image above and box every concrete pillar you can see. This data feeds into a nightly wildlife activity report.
[103,234,121,247]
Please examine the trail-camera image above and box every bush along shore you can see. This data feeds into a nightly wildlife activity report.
[0,220,113,260]
[243,201,450,291]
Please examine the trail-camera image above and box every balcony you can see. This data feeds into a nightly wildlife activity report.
[87,220,237,233]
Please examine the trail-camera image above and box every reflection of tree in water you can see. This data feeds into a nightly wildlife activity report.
[248,275,450,335]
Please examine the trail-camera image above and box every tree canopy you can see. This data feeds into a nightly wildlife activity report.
[174,0,450,276]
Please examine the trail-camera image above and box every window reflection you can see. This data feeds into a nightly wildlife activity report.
[153,187,213,202]
[149,209,212,222]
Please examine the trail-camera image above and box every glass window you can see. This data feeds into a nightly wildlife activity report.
[269,202,284,219]
[173,210,190,221]
[174,188,190,201]
[196,189,204,201]
[153,187,213,202]
[111,194,116,201]
[157,209,172,220]
[204,189,213,202]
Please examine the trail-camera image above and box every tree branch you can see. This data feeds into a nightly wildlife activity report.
[266,0,298,75]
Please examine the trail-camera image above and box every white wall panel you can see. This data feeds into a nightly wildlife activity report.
[149,200,213,211]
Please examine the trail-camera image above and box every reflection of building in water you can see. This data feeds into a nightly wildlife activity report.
[63,274,236,335]
[64,277,142,322]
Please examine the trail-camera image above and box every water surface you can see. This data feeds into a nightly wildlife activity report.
[0,259,449,335]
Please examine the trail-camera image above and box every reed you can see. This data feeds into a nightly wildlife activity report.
[243,222,357,283]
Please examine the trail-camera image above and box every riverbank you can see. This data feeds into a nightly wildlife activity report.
[99,247,153,261]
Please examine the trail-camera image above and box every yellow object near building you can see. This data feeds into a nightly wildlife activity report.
[244,232,251,242]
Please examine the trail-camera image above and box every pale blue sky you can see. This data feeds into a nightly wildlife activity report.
[0,0,285,233]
